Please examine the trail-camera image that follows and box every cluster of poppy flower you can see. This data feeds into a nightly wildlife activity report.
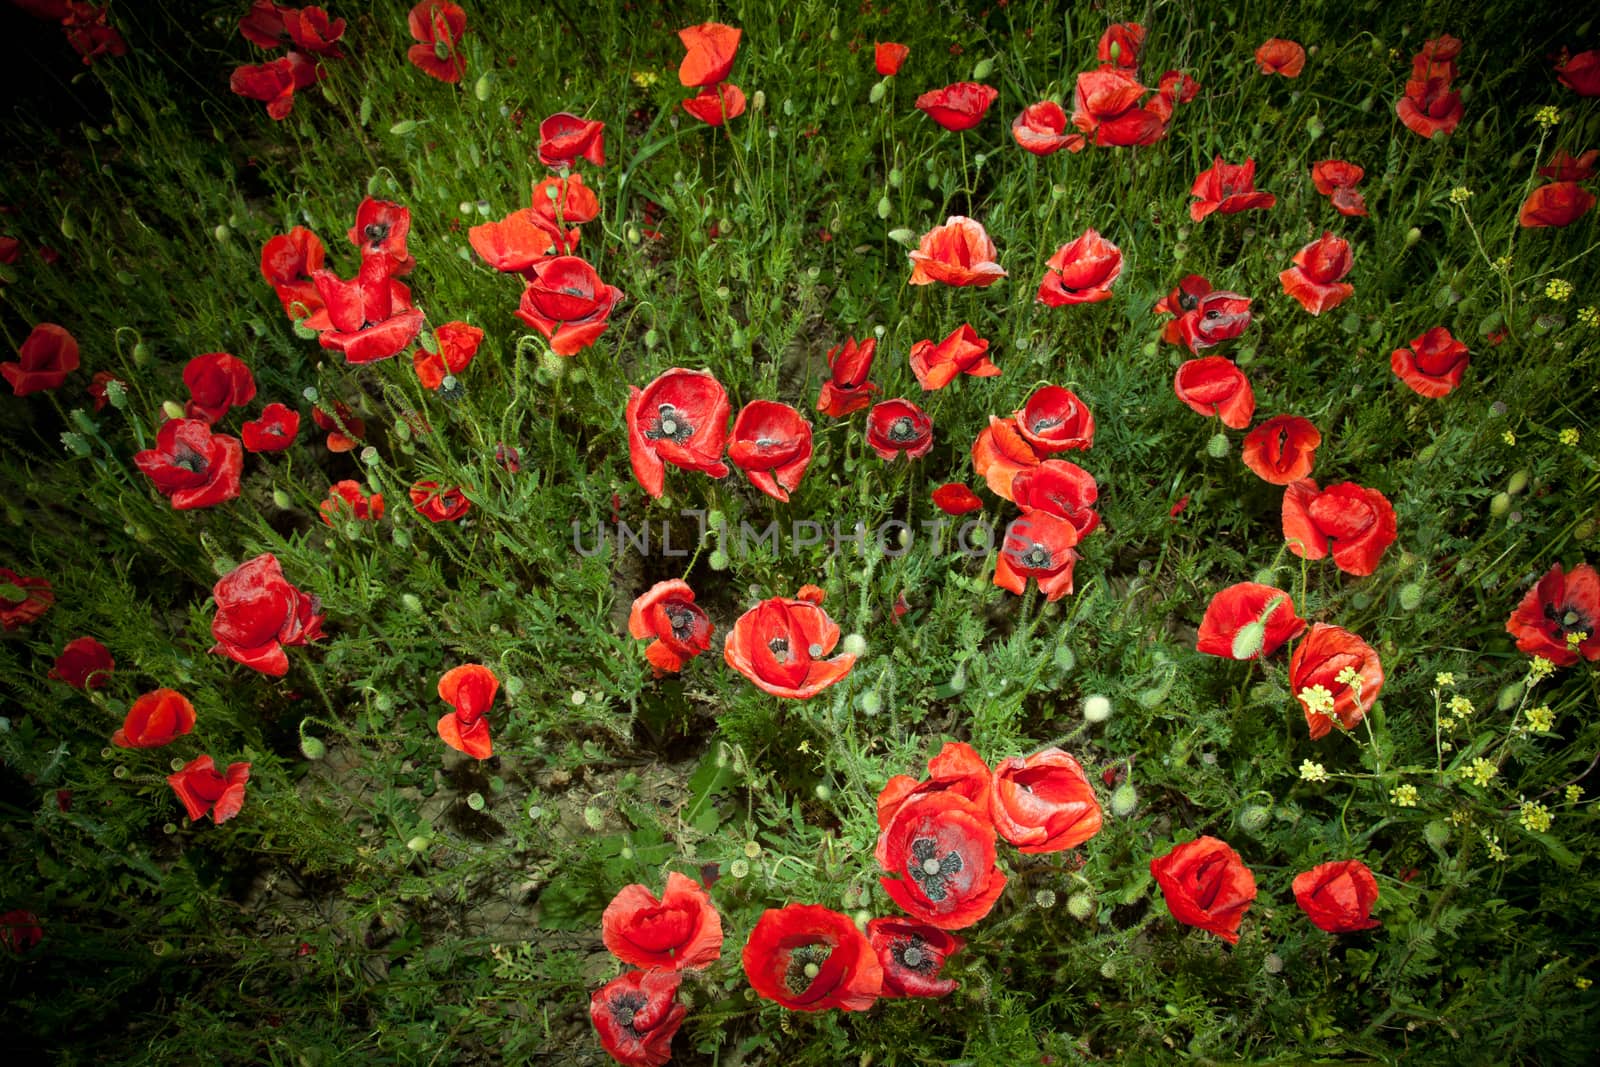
[228,0,345,120]
[9,0,125,65]
[677,22,746,127]
[103,687,251,824]
[1396,34,1466,140]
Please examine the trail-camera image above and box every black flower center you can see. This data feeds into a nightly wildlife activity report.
[892,938,935,974]
[767,636,790,660]
[645,404,695,444]
[888,416,918,442]
[1031,415,1062,434]
[666,603,696,640]
[173,445,208,475]
[785,943,831,995]
[1178,291,1200,311]
[363,221,390,245]
[1011,537,1052,570]
[1547,603,1593,638]
[908,837,964,902]
[609,992,646,1039]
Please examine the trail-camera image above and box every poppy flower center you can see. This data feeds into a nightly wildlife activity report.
[784,943,832,994]
[767,637,790,659]
[172,445,208,475]
[888,417,919,442]
[665,603,696,640]
[908,837,964,902]
[1031,416,1062,434]
[892,939,934,973]
[645,404,695,444]
[608,992,647,1038]
[364,222,390,245]
[1016,540,1053,570]
[1178,291,1200,311]
[1547,603,1593,637]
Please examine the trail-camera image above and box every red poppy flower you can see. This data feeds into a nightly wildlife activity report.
[589,968,686,1066]
[437,663,496,759]
[1013,385,1095,454]
[261,226,326,319]
[60,2,126,65]
[210,554,325,676]
[515,255,624,357]
[907,216,1006,288]
[407,1,467,84]
[409,481,471,522]
[625,368,731,499]
[1411,35,1461,81]
[726,400,813,501]
[915,82,999,132]
[1518,182,1595,229]
[1390,325,1469,398]
[1395,76,1462,139]
[241,402,300,452]
[1279,232,1354,316]
[230,51,323,120]
[1196,582,1305,660]
[1174,357,1255,429]
[1097,22,1145,70]
[168,754,251,825]
[1311,159,1367,216]
[469,209,576,272]
[1190,156,1277,222]
[1556,48,1600,96]
[1037,229,1121,305]
[87,370,120,412]
[311,256,426,364]
[283,7,345,57]
[995,511,1081,601]
[971,416,1040,500]
[49,636,113,689]
[628,580,713,674]
[1282,479,1397,576]
[0,911,43,955]
[132,418,244,510]
[990,748,1101,853]
[1011,101,1085,155]
[1150,836,1257,944]
[1010,460,1100,538]
[875,41,909,76]
[865,399,934,462]
[1505,562,1600,667]
[816,336,878,416]
[413,321,484,390]
[931,483,983,516]
[1241,415,1321,485]
[909,324,998,391]
[877,791,1007,930]
[0,235,19,270]
[1070,68,1169,147]
[237,0,287,48]
[0,568,52,631]
[538,112,606,167]
[531,172,601,226]
[318,480,383,526]
[602,871,722,971]
[867,918,963,998]
[1294,860,1381,933]
[723,590,855,699]
[677,21,740,86]
[1254,38,1306,77]
[1155,275,1253,352]
[347,197,414,275]
[112,688,196,749]
[1290,623,1384,739]
[1538,148,1599,181]
[4,322,78,397]
[876,741,992,830]
[1157,69,1202,108]
[182,352,256,423]
[743,904,882,1011]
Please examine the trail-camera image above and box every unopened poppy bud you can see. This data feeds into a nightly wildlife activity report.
[474,72,494,101]
[1398,582,1424,611]
[504,676,524,698]
[161,400,185,420]
[814,783,832,801]
[1110,783,1138,816]
[1497,682,1523,711]
[1067,891,1094,920]
[1239,804,1271,832]
[1490,492,1511,517]
[1305,116,1324,139]
[971,56,995,80]
[1082,694,1111,722]
[888,167,902,188]
[1575,520,1595,542]
[869,80,887,104]
[374,693,393,712]
[582,805,604,830]
[1231,619,1267,660]
[626,224,641,244]
[300,735,326,761]
[407,835,430,852]
[619,846,635,860]
[211,556,237,577]
[213,224,230,242]
[887,227,916,246]
[392,527,411,548]
[1405,227,1422,247]
[1507,470,1529,495]
[1206,432,1230,458]
[752,90,765,111]
[842,633,867,657]
[401,593,423,613]
[877,195,891,219]
[643,328,659,348]
[860,690,882,715]
[708,549,729,571]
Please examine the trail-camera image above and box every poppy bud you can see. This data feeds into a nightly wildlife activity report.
[1230,619,1268,660]
[504,676,524,698]
[877,195,891,219]
[1238,804,1271,832]
[161,400,185,420]
[869,81,887,104]
[814,783,833,801]
[1423,820,1449,849]
[1067,892,1094,920]
[1497,682,1523,711]
[887,228,916,246]
[860,690,882,714]
[407,835,430,852]
[751,90,765,111]
[888,167,902,187]
[709,549,729,570]
[392,527,411,548]
[214,225,230,242]
[1110,783,1138,816]
[1054,645,1075,671]
[1206,432,1230,458]
[1398,582,1424,610]
[971,57,994,80]
[1490,492,1511,517]
[271,484,293,508]
[402,593,423,613]
[1082,694,1110,722]
[1507,470,1529,495]
[843,633,867,656]
[1405,227,1422,247]
[300,735,326,761]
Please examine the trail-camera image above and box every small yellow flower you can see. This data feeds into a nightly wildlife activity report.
[1579,305,1600,328]
[1448,695,1475,718]
[1449,186,1473,205]
[1450,808,1473,827]
[1298,684,1336,716]
[1577,977,1593,990]
[1528,656,1556,682]
[1519,800,1553,833]
[1502,430,1517,447]
[1545,278,1574,302]
[1559,427,1580,447]
[1525,705,1555,732]
[1534,105,1562,129]
[1440,715,1457,731]
[1335,666,1361,688]
[1300,760,1329,783]
[1567,631,1589,651]
[630,70,660,88]
[1492,254,1514,275]
[1484,832,1508,862]
[1463,758,1498,787]
[1390,783,1419,807]
[1435,671,1456,688]
[1567,784,1584,804]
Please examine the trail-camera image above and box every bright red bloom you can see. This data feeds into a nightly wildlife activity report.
[1395,76,1462,139]
[916,82,999,131]
[0,911,43,955]
[816,336,878,416]
[1010,460,1100,538]
[437,663,496,759]
[1174,357,1255,429]
[971,416,1040,500]
[469,209,577,271]
[1294,860,1381,933]
[1241,415,1321,485]
[1155,275,1253,352]
[515,255,624,356]
[283,7,346,57]
[1538,148,1599,181]
[1254,38,1305,77]
[409,481,470,522]
[1311,160,1368,216]
[1196,582,1306,660]
[0,568,52,631]
[260,226,326,320]
[867,918,963,998]
[677,21,739,86]
[723,589,855,699]
[311,255,425,364]
[602,871,722,971]
[1556,48,1600,96]
[931,483,983,515]
[230,52,323,121]
[995,511,1080,601]
[1412,35,1461,81]
[1279,232,1354,316]
[865,399,933,462]
[1282,479,1397,576]
[413,321,484,390]
[168,754,251,825]
[49,636,113,689]
[1151,836,1257,944]
[4,323,78,397]
[876,742,992,831]
[727,400,813,501]
[347,198,414,275]
[112,688,196,749]
[242,402,301,452]
[1390,325,1469,398]
[1190,157,1276,221]
[910,323,998,390]
[132,419,244,510]
[1157,69,1202,108]
[538,112,606,167]
[1290,623,1384,739]
[625,368,731,499]
[1505,562,1600,667]
[743,904,882,1012]
[907,216,1005,288]
[1012,101,1085,156]
[1097,22,1145,70]
[1070,68,1168,147]
[877,791,1007,930]
[238,0,288,48]
[1518,182,1595,229]
[589,968,686,1066]
[875,41,909,77]
[531,172,601,226]
[183,352,256,423]
[1015,385,1095,454]
[319,480,384,526]
[210,554,324,676]
[406,1,467,84]
[990,748,1101,853]
[1037,229,1121,305]
[61,2,127,65]
[628,580,713,674]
